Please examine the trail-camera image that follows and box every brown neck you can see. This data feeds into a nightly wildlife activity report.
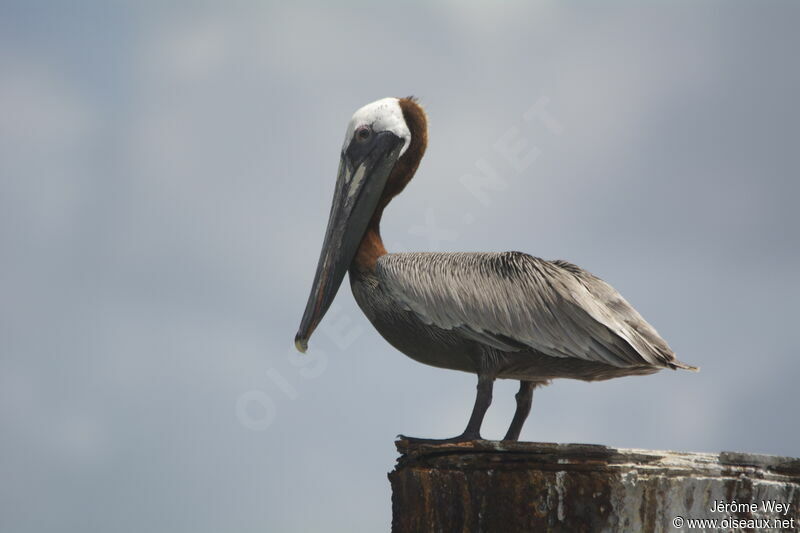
[351,97,428,273]
[353,218,388,272]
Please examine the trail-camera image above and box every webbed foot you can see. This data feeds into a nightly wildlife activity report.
[396,432,481,444]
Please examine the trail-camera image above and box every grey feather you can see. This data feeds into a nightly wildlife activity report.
[375,251,694,370]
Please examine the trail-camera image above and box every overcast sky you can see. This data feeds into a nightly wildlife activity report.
[1,2,798,532]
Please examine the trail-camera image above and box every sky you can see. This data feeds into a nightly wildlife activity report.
[1,2,798,532]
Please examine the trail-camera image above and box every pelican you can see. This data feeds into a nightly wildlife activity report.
[295,96,697,443]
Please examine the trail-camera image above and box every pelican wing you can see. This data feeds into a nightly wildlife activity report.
[376,251,683,368]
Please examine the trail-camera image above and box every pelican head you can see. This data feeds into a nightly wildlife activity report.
[295,97,418,352]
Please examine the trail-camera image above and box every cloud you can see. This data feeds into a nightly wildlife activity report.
[1,3,798,532]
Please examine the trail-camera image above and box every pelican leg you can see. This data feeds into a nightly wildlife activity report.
[503,381,536,441]
[398,374,494,444]
[460,373,494,439]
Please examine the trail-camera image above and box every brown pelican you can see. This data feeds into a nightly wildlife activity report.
[295,97,697,443]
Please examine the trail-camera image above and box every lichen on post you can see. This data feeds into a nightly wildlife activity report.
[390,439,800,533]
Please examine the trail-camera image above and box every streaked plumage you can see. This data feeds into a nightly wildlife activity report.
[296,97,696,442]
[351,252,694,384]
[378,252,691,370]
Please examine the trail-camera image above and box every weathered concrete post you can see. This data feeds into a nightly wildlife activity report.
[390,439,800,532]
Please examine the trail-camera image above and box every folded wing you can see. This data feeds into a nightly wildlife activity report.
[376,251,689,369]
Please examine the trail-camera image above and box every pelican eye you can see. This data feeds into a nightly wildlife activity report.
[355,126,372,142]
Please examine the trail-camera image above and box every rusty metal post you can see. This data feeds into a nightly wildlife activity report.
[390,439,800,533]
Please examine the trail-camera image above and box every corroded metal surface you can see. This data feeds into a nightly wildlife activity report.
[390,439,800,533]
